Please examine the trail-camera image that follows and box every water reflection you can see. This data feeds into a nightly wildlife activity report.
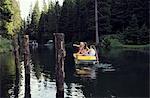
[30,47,56,98]
[0,53,16,98]
[30,72,56,98]
[65,83,85,98]
[30,47,55,80]
[0,47,149,98]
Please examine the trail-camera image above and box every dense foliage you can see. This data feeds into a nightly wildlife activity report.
[0,35,12,53]
[0,0,149,45]
[26,0,148,45]
[0,0,22,38]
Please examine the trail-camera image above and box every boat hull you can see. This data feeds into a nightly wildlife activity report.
[73,53,98,65]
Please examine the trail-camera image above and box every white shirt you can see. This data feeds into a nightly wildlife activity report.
[88,49,96,56]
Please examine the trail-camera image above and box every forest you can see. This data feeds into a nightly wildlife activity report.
[0,0,149,97]
[0,0,149,52]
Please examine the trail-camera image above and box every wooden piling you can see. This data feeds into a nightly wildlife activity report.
[54,33,65,98]
[12,35,20,98]
[12,35,20,70]
[23,35,31,98]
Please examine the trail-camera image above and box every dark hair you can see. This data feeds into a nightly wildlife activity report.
[84,42,88,50]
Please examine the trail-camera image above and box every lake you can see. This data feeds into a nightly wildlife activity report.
[0,46,149,98]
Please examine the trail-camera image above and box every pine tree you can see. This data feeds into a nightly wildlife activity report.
[38,0,49,43]
[59,0,76,42]
[30,0,148,44]
[111,0,149,33]
[76,0,88,41]
[47,1,60,35]
[47,1,55,33]
[124,15,140,44]
[54,1,61,33]
[98,0,112,35]
[86,0,95,41]
[30,0,40,40]
[140,24,149,44]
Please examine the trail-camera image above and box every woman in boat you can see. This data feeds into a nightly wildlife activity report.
[73,42,89,55]
[77,43,96,56]
[81,42,89,55]
[86,45,96,56]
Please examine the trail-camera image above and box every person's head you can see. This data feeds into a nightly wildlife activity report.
[80,42,85,48]
[83,42,89,50]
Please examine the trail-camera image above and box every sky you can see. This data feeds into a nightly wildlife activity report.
[19,0,64,19]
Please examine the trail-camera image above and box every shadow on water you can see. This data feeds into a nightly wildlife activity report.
[95,48,149,98]
[30,46,55,80]
[0,46,149,98]
[64,46,76,82]
[64,47,149,98]
[0,53,16,98]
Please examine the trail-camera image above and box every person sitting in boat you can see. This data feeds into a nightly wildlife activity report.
[86,45,96,56]
[73,42,89,55]
[76,43,96,56]
[73,42,84,50]
[81,42,89,55]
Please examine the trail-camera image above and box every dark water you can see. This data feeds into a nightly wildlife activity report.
[0,46,149,98]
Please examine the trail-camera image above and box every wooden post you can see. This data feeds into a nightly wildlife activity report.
[54,33,65,98]
[12,35,20,70]
[24,35,31,98]
[12,35,20,98]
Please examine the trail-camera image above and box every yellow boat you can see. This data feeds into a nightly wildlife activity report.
[73,53,98,64]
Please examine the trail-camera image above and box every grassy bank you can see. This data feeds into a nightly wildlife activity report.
[101,34,150,50]
[120,44,150,49]
[110,39,149,49]
[0,36,13,53]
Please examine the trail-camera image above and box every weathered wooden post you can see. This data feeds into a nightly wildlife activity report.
[23,35,31,98]
[12,35,20,98]
[54,33,65,98]
[12,35,20,71]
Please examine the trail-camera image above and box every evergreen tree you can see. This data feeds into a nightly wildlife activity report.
[140,24,149,44]
[26,0,149,44]
[47,1,60,37]
[25,4,32,34]
[111,0,149,33]
[76,0,88,41]
[123,15,140,44]
[30,0,40,40]
[55,1,61,33]
[59,0,76,42]
[111,0,128,32]
[0,0,22,38]
[127,0,149,27]
[38,12,48,43]
[38,0,49,43]
[86,0,95,41]
[98,0,112,35]
[47,1,56,34]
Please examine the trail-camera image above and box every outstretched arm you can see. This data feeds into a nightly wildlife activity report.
[73,44,80,47]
